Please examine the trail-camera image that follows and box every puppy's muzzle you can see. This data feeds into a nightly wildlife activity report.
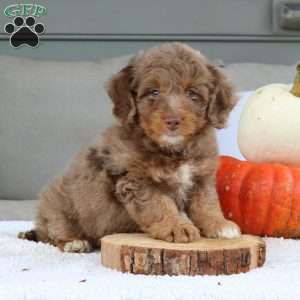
[163,116,183,131]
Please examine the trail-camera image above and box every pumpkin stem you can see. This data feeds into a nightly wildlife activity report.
[291,62,300,97]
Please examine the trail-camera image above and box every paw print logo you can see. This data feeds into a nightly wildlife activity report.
[4,16,45,48]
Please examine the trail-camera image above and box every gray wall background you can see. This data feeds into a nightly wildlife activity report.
[0,0,299,64]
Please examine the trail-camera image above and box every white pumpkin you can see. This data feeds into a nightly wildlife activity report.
[238,64,300,165]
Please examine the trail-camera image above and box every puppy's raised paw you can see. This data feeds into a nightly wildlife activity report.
[201,219,241,239]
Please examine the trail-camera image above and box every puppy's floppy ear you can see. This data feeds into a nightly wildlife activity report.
[206,64,237,129]
[106,64,136,125]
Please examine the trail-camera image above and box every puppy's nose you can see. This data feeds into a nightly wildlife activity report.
[164,116,181,131]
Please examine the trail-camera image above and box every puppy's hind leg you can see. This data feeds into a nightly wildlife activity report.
[59,240,93,253]
[18,205,93,253]
[18,229,93,253]
[19,176,95,252]
[38,214,94,253]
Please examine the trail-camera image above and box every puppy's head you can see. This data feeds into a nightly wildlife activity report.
[107,43,236,148]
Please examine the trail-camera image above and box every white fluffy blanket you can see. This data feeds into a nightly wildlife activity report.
[1,221,300,300]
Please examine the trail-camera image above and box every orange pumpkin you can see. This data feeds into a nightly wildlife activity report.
[217,156,300,238]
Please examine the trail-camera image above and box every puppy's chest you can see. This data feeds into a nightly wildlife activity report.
[176,164,195,206]
[156,163,195,203]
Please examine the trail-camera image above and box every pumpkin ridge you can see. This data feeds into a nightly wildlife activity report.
[226,157,250,225]
[217,156,246,224]
[284,167,295,237]
[261,164,275,236]
[239,163,257,232]
[254,164,274,236]
[285,166,300,237]
[234,160,252,226]
[264,164,294,236]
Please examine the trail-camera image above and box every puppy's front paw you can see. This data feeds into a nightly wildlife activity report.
[201,219,241,239]
[154,222,201,243]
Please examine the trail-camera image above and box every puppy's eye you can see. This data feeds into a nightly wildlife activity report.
[185,89,198,101]
[149,89,160,97]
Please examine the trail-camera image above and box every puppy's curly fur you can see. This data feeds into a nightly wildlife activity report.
[19,43,241,252]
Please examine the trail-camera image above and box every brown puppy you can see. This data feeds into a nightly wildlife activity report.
[19,43,241,252]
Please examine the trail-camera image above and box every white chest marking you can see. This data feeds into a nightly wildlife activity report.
[177,163,193,202]
[160,135,184,145]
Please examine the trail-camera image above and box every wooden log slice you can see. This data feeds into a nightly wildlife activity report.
[101,233,266,276]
